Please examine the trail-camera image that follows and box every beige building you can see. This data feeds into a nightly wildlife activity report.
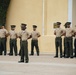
[6,0,76,53]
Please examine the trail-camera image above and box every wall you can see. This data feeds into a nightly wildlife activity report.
[6,0,68,53]
[72,0,76,28]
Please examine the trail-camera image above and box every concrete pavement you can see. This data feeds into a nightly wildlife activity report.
[0,54,76,75]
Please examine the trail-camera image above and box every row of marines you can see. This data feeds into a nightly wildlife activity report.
[54,22,76,58]
[0,23,41,63]
[0,22,76,63]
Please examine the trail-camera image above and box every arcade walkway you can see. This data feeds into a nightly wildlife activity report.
[0,54,76,75]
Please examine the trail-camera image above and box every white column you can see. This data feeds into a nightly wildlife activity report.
[72,0,76,27]
[68,0,73,25]
[42,0,45,35]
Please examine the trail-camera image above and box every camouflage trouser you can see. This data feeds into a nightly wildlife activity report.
[64,37,67,57]
[31,40,39,55]
[55,37,62,57]
[65,37,73,57]
[19,39,22,56]
[74,39,76,57]
[20,40,29,62]
[0,38,6,55]
[10,39,17,55]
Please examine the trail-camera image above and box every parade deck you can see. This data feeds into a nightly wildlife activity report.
[0,54,76,75]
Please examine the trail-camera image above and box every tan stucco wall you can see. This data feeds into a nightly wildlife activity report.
[6,0,68,53]
[47,0,68,35]
[72,0,76,28]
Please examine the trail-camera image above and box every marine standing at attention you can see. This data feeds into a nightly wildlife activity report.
[18,23,30,63]
[54,22,63,58]
[30,25,41,56]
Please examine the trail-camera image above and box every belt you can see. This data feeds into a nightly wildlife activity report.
[56,37,61,38]
[66,37,72,38]
[0,37,5,39]
[10,38,16,40]
[22,40,27,41]
[32,39,38,40]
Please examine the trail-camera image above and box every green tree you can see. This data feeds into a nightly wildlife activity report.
[0,0,10,26]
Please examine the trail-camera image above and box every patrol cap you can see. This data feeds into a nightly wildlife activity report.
[64,23,67,26]
[33,25,37,28]
[67,22,71,25]
[56,22,61,25]
[64,23,67,28]
[11,25,16,28]
[21,23,27,26]
[65,22,71,25]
